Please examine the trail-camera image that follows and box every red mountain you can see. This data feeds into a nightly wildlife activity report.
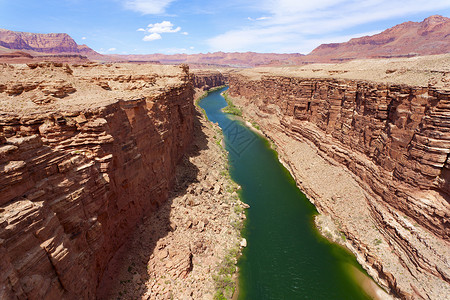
[308,15,450,62]
[0,28,102,59]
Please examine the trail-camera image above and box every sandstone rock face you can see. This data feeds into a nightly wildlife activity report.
[0,63,194,299]
[97,111,244,300]
[227,70,450,298]
[191,70,228,90]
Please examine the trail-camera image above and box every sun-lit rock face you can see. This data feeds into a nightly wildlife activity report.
[0,63,194,299]
[230,75,449,232]
[226,60,450,299]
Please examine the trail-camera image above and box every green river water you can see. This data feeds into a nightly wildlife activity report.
[199,87,372,300]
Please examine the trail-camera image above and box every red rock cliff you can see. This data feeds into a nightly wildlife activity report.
[0,63,194,299]
[227,63,450,298]
[229,75,449,236]
[191,70,228,90]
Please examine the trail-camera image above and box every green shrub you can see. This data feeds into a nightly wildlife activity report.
[222,92,242,116]
[213,247,239,299]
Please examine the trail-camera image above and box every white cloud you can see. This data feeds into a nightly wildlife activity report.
[189,46,194,49]
[107,48,117,52]
[124,0,175,15]
[248,16,271,21]
[138,21,183,41]
[81,37,86,40]
[208,0,450,53]
[147,21,180,33]
[181,31,189,35]
[143,33,162,41]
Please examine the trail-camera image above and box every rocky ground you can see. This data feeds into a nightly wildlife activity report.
[97,106,246,300]
[0,62,187,115]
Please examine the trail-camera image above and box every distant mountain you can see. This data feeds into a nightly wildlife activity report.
[110,52,305,67]
[110,15,450,65]
[308,15,450,62]
[0,28,102,60]
[0,15,448,65]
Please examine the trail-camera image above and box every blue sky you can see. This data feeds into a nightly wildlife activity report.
[0,0,449,54]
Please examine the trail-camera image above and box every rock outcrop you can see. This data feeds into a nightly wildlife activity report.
[0,63,194,299]
[226,59,450,299]
[191,70,228,90]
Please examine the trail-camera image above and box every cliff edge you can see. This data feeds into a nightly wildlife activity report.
[0,63,194,299]
[227,54,450,299]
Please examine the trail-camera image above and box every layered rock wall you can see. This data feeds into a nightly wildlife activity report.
[227,73,450,298]
[229,75,449,237]
[191,70,227,90]
[0,64,194,299]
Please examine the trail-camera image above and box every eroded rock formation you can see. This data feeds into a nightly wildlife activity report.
[191,70,228,90]
[227,61,450,298]
[0,63,194,299]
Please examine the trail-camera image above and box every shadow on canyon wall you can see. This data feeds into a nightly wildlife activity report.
[97,108,210,299]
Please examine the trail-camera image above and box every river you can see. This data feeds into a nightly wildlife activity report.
[199,87,373,299]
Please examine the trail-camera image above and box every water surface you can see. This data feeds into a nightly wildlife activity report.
[199,87,372,300]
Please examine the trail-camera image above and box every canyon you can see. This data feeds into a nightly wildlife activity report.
[226,54,450,299]
[1,52,449,300]
[0,62,246,300]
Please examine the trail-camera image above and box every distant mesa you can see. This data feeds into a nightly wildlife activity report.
[0,28,99,56]
[308,15,450,62]
[0,28,103,63]
[0,51,33,59]
[0,15,449,66]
